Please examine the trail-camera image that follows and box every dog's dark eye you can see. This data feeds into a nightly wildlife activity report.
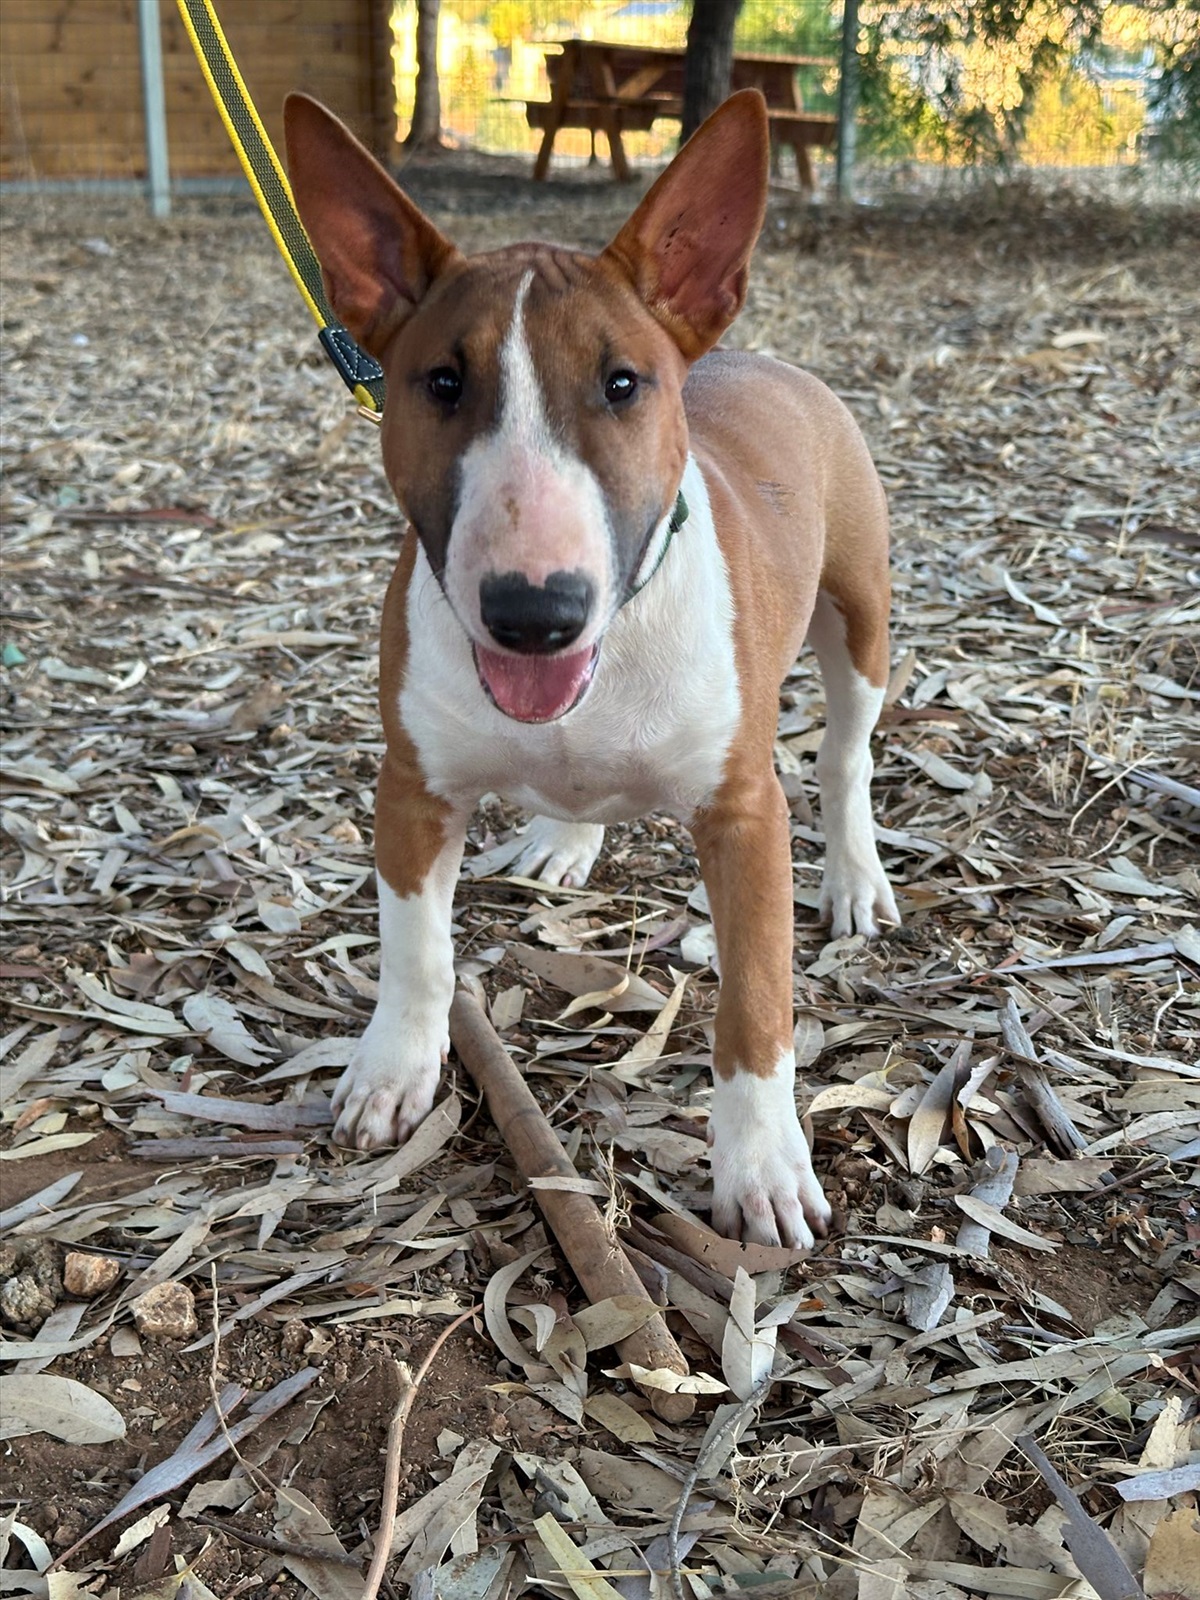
[604,369,638,404]
[427,367,463,405]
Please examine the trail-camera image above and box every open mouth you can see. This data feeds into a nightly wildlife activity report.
[474,641,599,723]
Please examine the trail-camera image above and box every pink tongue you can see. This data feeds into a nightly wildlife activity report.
[475,644,594,723]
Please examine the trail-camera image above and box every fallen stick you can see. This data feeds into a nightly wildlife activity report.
[363,1302,482,1600]
[448,989,696,1422]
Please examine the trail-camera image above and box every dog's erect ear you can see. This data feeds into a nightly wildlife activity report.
[284,94,461,356]
[601,90,768,360]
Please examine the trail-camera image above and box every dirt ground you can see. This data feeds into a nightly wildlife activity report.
[2,154,1198,1599]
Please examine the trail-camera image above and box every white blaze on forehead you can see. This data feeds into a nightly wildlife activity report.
[498,270,550,446]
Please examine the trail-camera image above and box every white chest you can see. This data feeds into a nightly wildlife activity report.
[397,457,741,824]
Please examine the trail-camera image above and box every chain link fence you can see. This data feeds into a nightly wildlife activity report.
[403,0,1185,188]
[0,0,1192,204]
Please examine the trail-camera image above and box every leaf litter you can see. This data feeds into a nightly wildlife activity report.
[1,170,1198,1597]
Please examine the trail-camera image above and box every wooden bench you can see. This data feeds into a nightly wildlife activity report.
[513,93,681,180]
[523,95,677,136]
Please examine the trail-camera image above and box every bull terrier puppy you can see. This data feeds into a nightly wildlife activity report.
[284,89,898,1247]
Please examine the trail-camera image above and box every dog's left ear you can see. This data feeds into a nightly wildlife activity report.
[601,89,768,360]
[284,94,461,357]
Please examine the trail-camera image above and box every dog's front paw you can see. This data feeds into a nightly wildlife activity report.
[512,816,605,888]
[708,1068,832,1249]
[331,1012,446,1150]
[819,852,899,940]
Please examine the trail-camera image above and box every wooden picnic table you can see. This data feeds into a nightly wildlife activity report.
[525,39,837,190]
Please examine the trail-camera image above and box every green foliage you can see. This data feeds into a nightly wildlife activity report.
[1146,0,1200,159]
[444,40,495,133]
[1022,65,1144,162]
[451,0,595,37]
[735,3,841,114]
[734,0,1179,166]
[858,0,1108,164]
[856,29,942,158]
[735,2,839,58]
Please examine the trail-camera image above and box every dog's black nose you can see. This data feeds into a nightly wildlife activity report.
[479,570,593,654]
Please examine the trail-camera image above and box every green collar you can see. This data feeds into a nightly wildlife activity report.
[626,489,688,602]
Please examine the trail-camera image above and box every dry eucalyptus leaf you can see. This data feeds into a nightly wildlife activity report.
[273,1487,359,1600]
[0,1375,125,1443]
[0,1131,97,1161]
[533,1511,626,1600]
[515,947,667,1012]
[581,1391,657,1443]
[395,1443,500,1582]
[954,1195,1057,1252]
[257,898,302,934]
[610,974,688,1073]
[179,1478,254,1518]
[651,1208,809,1275]
[490,984,525,1029]
[1143,1507,1200,1600]
[721,1267,778,1401]
[482,1246,549,1370]
[572,1295,664,1351]
[602,1363,726,1395]
[182,992,275,1066]
[907,1049,963,1175]
[110,1503,170,1560]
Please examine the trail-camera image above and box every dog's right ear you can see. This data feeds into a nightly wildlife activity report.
[284,94,460,357]
[601,90,768,360]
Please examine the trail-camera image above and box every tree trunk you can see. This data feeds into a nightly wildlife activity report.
[681,0,744,143]
[405,0,443,150]
[367,0,399,161]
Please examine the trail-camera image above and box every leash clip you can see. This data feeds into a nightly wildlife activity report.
[318,324,385,404]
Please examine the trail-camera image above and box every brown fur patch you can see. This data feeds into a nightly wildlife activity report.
[375,532,454,898]
[691,778,796,1080]
[682,350,892,1073]
[815,571,892,687]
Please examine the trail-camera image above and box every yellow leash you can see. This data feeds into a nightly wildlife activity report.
[175,0,385,418]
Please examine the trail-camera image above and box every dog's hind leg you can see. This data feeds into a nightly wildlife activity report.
[806,586,899,939]
[511,815,605,888]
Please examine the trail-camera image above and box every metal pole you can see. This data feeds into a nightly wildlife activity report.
[137,0,171,218]
[836,0,859,202]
